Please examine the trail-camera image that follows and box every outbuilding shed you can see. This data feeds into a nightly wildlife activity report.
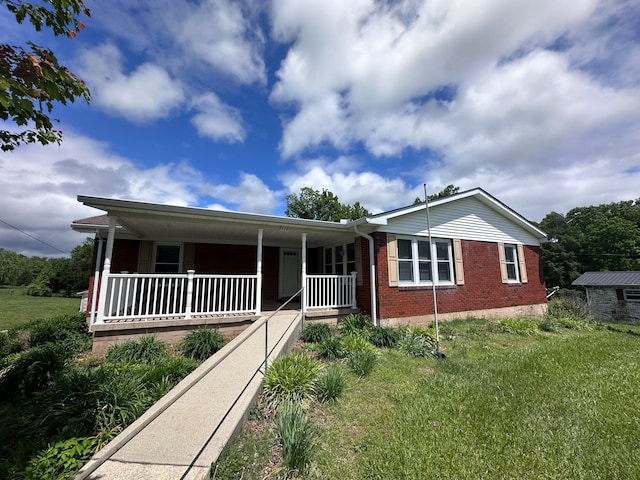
[572,271,640,323]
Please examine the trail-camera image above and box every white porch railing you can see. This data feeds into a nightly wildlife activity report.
[99,271,259,322]
[305,272,358,310]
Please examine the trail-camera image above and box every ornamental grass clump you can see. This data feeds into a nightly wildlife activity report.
[347,350,377,377]
[315,365,346,403]
[263,353,322,407]
[0,341,74,399]
[180,327,225,361]
[316,336,345,360]
[301,322,333,343]
[494,318,539,336]
[275,400,317,474]
[396,327,436,357]
[341,334,377,355]
[338,313,372,337]
[369,326,400,348]
[106,335,169,363]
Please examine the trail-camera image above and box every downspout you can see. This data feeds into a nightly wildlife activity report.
[354,225,377,326]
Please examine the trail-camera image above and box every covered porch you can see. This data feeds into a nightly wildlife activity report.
[72,195,367,337]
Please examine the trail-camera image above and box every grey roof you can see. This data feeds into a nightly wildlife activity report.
[572,271,640,287]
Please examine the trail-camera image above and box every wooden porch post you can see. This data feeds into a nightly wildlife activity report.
[301,232,307,314]
[350,271,358,309]
[256,229,263,315]
[185,270,195,319]
[89,233,104,327]
[95,216,117,325]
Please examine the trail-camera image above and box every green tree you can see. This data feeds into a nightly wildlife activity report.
[26,237,93,296]
[538,200,640,289]
[285,187,370,221]
[1,0,91,151]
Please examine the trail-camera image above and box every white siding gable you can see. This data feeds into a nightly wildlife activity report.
[377,197,541,245]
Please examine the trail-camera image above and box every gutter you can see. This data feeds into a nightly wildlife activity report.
[353,225,378,326]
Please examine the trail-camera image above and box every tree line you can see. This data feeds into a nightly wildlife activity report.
[0,238,93,296]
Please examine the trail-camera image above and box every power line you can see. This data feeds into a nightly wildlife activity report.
[0,217,68,255]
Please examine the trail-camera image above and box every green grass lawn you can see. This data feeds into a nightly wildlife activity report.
[214,319,640,479]
[0,287,81,330]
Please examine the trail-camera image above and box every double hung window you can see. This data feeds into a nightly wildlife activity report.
[397,237,453,285]
[503,244,519,282]
[154,244,181,273]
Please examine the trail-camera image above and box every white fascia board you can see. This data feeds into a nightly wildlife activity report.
[76,195,352,233]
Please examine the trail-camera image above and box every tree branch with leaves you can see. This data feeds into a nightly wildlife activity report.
[0,0,91,151]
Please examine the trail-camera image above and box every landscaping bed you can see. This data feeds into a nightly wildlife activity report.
[0,314,226,480]
[212,301,640,479]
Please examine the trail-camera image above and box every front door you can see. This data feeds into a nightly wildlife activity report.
[279,248,301,299]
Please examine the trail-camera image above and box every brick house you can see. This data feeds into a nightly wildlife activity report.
[72,188,548,350]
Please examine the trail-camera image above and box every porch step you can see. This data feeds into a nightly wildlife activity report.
[75,310,303,480]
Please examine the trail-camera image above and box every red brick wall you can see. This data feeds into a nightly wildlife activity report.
[111,239,140,273]
[371,232,547,319]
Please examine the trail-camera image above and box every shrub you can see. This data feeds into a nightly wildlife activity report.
[315,366,346,403]
[301,323,333,343]
[546,294,589,322]
[316,337,345,360]
[143,356,198,385]
[24,436,96,480]
[338,313,372,336]
[275,400,317,474]
[0,342,74,399]
[369,326,400,348]
[180,327,225,361]
[25,313,88,347]
[93,364,155,431]
[341,334,377,354]
[396,328,436,357]
[494,318,539,336]
[539,316,560,333]
[38,367,103,437]
[106,336,169,363]
[348,350,377,377]
[263,353,322,407]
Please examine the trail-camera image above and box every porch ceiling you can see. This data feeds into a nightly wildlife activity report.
[116,214,354,247]
[75,195,360,248]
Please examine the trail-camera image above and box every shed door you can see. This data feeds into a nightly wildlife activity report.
[279,249,301,298]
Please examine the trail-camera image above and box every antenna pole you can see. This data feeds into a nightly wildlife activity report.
[424,184,440,354]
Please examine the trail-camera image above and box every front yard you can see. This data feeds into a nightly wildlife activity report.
[214,315,640,479]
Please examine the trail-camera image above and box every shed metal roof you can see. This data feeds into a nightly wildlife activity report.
[572,271,640,287]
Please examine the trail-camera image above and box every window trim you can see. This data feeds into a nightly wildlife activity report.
[323,242,356,275]
[153,243,183,273]
[396,236,454,286]
[503,243,520,283]
[623,289,640,302]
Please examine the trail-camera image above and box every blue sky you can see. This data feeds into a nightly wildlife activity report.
[1,0,640,257]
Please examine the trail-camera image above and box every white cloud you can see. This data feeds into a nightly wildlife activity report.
[201,173,281,213]
[89,0,265,85]
[0,129,204,256]
[191,93,246,143]
[169,0,266,85]
[78,44,185,123]
[268,0,640,225]
[279,159,410,214]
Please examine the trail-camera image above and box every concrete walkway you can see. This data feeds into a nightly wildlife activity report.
[75,310,303,480]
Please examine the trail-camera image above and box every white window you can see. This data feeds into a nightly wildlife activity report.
[397,237,454,285]
[504,244,519,282]
[324,243,356,274]
[623,289,640,302]
[154,244,182,273]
